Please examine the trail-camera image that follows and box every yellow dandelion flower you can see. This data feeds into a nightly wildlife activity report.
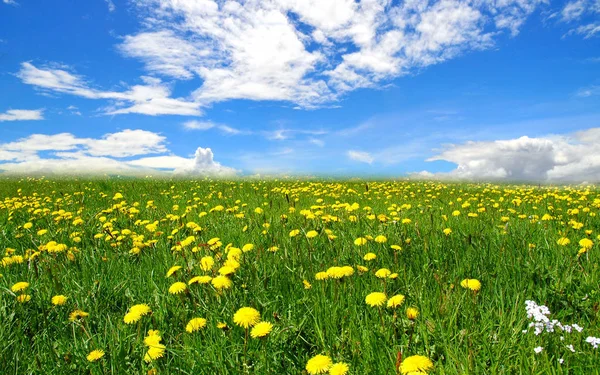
[69,309,89,321]
[365,292,387,307]
[303,280,312,289]
[443,228,452,235]
[166,265,182,277]
[186,317,207,333]
[374,235,387,243]
[315,272,329,280]
[579,238,593,249]
[363,252,376,261]
[11,281,29,293]
[357,265,369,273]
[87,349,105,362]
[17,294,31,303]
[557,237,570,246]
[306,230,319,239]
[250,321,273,338]
[387,294,405,308]
[218,266,235,276]
[189,275,212,285]
[211,275,232,290]
[305,354,332,374]
[375,268,391,278]
[51,295,68,306]
[354,237,368,246]
[329,362,350,375]
[233,307,261,328]
[399,355,433,375]
[144,345,166,363]
[168,282,187,295]
[289,229,300,237]
[242,244,254,252]
[406,307,419,320]
[460,279,481,292]
[200,256,214,271]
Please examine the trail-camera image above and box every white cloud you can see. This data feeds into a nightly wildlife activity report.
[0,109,44,122]
[105,0,115,12]
[309,138,325,147]
[559,0,600,38]
[3,0,17,5]
[183,120,215,130]
[421,128,600,181]
[347,150,374,164]
[114,0,547,109]
[17,63,201,116]
[562,0,587,21]
[0,129,236,176]
[577,85,600,97]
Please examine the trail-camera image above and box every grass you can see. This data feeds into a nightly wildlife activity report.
[0,178,599,374]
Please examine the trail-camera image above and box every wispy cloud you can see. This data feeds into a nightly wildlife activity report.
[17,62,201,116]
[347,150,374,164]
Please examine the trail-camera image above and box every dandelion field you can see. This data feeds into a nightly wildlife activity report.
[1,178,599,374]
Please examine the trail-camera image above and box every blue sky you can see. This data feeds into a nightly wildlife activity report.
[1,0,599,180]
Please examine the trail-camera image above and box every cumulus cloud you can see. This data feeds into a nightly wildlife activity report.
[347,150,374,164]
[113,0,547,109]
[17,63,201,116]
[421,128,600,181]
[0,109,44,122]
[0,129,236,176]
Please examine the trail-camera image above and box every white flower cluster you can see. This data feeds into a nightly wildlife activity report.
[585,336,600,349]
[524,300,600,356]
[524,300,583,336]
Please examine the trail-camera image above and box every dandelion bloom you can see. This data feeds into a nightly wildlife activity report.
[357,265,369,273]
[326,267,345,279]
[303,280,312,289]
[87,350,105,362]
[289,229,300,237]
[374,235,387,243]
[69,309,89,321]
[186,318,207,333]
[144,330,165,363]
[406,307,419,320]
[251,321,273,338]
[387,294,406,308]
[399,355,433,374]
[315,272,329,280]
[305,354,332,374]
[11,282,29,293]
[365,292,387,307]
[166,265,182,277]
[460,279,481,292]
[329,362,350,375]
[211,275,232,290]
[189,275,212,285]
[443,228,452,235]
[306,230,319,239]
[242,244,254,252]
[200,256,214,271]
[375,268,391,279]
[557,237,570,246]
[218,266,236,276]
[341,266,354,277]
[124,304,151,324]
[17,294,31,303]
[354,237,368,246]
[391,245,402,251]
[168,282,187,295]
[579,238,593,249]
[233,307,261,328]
[52,295,68,306]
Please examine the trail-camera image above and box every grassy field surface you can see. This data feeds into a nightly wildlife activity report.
[0,178,599,374]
